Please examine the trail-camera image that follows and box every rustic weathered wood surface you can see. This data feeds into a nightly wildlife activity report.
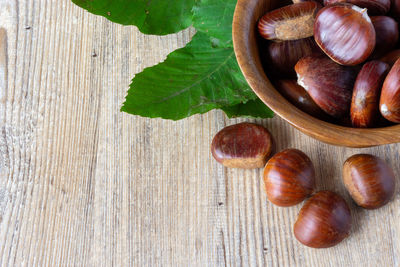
[0,1,399,266]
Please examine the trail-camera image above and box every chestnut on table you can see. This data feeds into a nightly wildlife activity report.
[263,149,315,207]
[294,191,352,248]
[211,123,273,169]
[343,154,396,209]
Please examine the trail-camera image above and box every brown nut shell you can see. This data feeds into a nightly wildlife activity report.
[343,154,396,209]
[380,50,400,67]
[293,0,323,3]
[380,58,400,122]
[314,4,376,66]
[258,2,321,41]
[211,123,273,169]
[267,37,321,76]
[295,55,357,118]
[294,191,352,248]
[324,0,391,15]
[275,80,327,118]
[370,16,399,59]
[350,60,390,128]
[263,149,315,207]
[390,0,400,19]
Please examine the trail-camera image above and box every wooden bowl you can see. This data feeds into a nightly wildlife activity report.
[232,0,400,148]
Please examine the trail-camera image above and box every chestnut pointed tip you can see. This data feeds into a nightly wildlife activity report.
[380,104,390,116]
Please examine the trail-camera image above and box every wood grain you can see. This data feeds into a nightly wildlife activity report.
[0,0,399,266]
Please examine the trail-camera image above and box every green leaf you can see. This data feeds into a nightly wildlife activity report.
[192,0,236,47]
[192,0,274,118]
[121,32,256,120]
[221,99,274,119]
[72,0,196,35]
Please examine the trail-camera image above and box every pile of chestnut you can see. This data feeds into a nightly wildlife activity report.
[258,0,400,127]
[211,122,396,248]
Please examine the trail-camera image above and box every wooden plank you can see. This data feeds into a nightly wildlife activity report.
[0,0,399,266]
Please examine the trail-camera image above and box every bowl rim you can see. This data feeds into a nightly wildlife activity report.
[232,0,400,148]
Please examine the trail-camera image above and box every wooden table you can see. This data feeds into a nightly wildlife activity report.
[1,1,399,266]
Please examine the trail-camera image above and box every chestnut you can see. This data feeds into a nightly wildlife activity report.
[292,0,324,2]
[295,55,357,118]
[380,49,400,67]
[380,58,400,122]
[294,191,352,248]
[263,149,315,207]
[343,154,396,209]
[211,123,273,169]
[390,0,400,19]
[274,80,327,118]
[370,16,399,59]
[258,2,321,41]
[293,0,323,2]
[324,0,391,15]
[267,37,321,77]
[350,60,390,128]
[314,4,376,66]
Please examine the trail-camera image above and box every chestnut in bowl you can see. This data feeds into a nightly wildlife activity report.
[380,58,400,123]
[274,80,327,119]
[314,4,376,66]
[350,60,390,128]
[370,16,399,59]
[233,0,400,147]
[265,37,321,77]
[380,49,400,67]
[258,1,321,41]
[324,0,391,15]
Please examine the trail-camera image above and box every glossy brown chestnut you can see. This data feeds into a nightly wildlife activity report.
[380,49,400,67]
[295,55,357,118]
[370,16,399,59]
[267,37,321,76]
[293,0,323,3]
[343,154,396,209]
[380,58,400,122]
[258,2,321,41]
[351,61,390,128]
[211,123,273,169]
[390,0,400,19]
[263,149,315,207]
[294,191,352,248]
[314,4,376,66]
[275,80,327,118]
[324,0,391,15]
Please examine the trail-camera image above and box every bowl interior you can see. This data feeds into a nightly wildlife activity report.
[232,0,400,147]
